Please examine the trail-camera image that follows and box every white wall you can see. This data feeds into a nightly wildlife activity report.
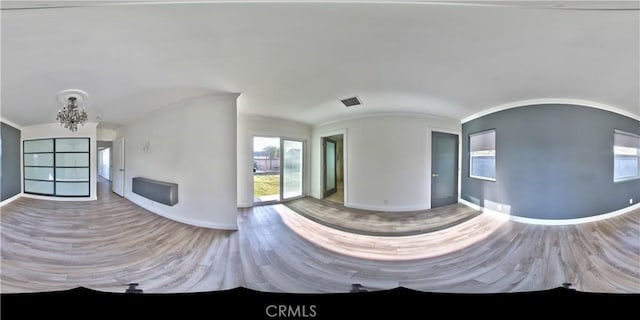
[118,93,239,230]
[21,122,99,200]
[97,128,117,141]
[237,115,312,207]
[312,114,460,211]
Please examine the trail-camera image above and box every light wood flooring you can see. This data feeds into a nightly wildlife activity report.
[284,197,481,236]
[324,182,344,204]
[1,178,638,293]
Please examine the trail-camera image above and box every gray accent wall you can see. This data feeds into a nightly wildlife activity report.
[461,104,640,219]
[1,122,22,201]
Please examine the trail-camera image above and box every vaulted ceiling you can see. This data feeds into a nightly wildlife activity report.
[2,1,638,128]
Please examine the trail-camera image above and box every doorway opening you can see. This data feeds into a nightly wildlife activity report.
[97,140,115,199]
[98,147,111,181]
[323,134,344,204]
[253,136,304,205]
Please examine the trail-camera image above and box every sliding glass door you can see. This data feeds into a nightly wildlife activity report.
[24,138,90,197]
[253,136,281,204]
[281,139,304,200]
[253,136,304,204]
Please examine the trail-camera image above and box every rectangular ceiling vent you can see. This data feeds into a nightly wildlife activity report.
[340,96,361,107]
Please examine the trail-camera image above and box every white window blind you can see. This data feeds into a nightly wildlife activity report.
[469,129,496,181]
[614,130,640,182]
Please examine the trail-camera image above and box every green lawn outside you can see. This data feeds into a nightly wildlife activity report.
[254,174,280,196]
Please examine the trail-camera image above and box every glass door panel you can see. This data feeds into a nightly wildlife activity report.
[24,139,53,153]
[24,153,54,166]
[55,168,90,181]
[56,138,89,152]
[24,180,54,195]
[281,139,303,200]
[25,167,54,181]
[253,136,281,204]
[55,182,89,196]
[323,138,337,197]
[55,153,89,167]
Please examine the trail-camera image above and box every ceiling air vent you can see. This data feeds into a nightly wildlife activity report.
[340,96,361,107]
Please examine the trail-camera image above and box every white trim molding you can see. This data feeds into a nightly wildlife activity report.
[461,99,640,124]
[0,117,22,130]
[0,193,22,207]
[459,198,640,225]
[237,202,253,208]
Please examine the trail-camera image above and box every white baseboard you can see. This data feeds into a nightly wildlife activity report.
[237,202,253,208]
[459,198,640,225]
[0,193,22,207]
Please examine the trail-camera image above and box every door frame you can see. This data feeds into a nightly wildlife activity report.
[318,129,347,203]
[251,135,307,205]
[428,128,461,209]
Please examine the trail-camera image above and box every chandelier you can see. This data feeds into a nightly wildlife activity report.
[56,90,89,132]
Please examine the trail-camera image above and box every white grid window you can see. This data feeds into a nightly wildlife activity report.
[469,129,496,181]
[614,130,640,182]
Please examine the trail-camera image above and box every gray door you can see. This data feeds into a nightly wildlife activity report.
[323,137,337,197]
[431,132,458,208]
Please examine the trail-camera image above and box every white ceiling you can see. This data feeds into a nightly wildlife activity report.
[1,1,638,128]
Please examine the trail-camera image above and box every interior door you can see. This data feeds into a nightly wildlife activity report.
[112,137,125,197]
[281,139,304,200]
[323,137,337,197]
[431,132,458,208]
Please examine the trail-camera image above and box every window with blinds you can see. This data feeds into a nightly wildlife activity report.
[614,130,640,182]
[23,138,90,197]
[469,129,496,181]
